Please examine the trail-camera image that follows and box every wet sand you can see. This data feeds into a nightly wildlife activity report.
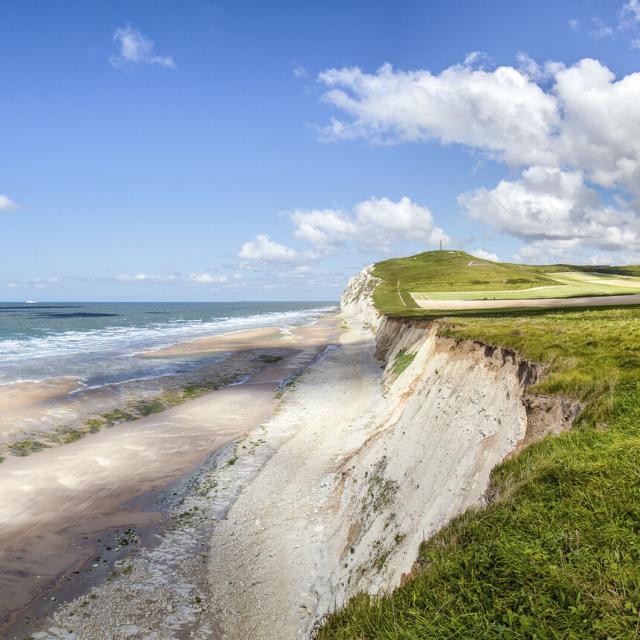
[0,377,84,438]
[0,314,340,636]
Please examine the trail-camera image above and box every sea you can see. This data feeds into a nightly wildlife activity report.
[0,301,337,389]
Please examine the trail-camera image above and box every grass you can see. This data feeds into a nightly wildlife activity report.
[372,250,640,315]
[391,349,416,376]
[317,254,640,639]
[7,439,47,456]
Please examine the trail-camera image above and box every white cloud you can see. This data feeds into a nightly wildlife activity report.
[316,55,640,263]
[568,18,580,31]
[621,0,640,27]
[187,273,241,285]
[291,209,357,248]
[238,234,299,262]
[354,196,448,250]
[317,61,559,168]
[588,18,614,39]
[289,196,448,254]
[631,38,640,49]
[10,277,62,289]
[0,194,18,211]
[470,248,499,262]
[292,62,308,79]
[317,58,640,195]
[552,59,640,192]
[116,272,167,283]
[109,24,175,70]
[116,271,239,286]
[514,239,581,263]
[460,166,640,261]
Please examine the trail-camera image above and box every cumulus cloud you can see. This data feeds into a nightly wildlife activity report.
[316,54,640,263]
[317,58,640,195]
[238,234,299,262]
[552,59,640,191]
[291,209,358,248]
[514,239,581,263]
[318,61,559,168]
[460,166,640,261]
[0,194,18,211]
[354,196,448,250]
[109,24,175,70]
[470,248,499,262]
[290,196,448,254]
[7,282,18,288]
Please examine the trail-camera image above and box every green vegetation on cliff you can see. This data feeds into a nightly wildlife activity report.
[318,255,640,640]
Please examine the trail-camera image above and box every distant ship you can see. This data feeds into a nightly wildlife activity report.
[24,300,38,304]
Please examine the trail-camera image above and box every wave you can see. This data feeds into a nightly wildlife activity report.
[0,304,337,385]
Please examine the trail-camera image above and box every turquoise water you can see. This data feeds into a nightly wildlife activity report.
[0,301,336,386]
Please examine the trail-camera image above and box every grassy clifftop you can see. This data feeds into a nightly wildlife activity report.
[319,254,640,639]
[372,250,640,316]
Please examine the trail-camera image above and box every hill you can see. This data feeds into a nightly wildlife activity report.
[372,250,640,315]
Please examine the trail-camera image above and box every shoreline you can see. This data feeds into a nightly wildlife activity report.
[0,313,340,637]
[0,315,334,453]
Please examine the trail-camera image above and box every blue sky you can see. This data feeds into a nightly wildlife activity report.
[1,0,640,301]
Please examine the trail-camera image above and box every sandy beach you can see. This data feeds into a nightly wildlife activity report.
[0,313,340,637]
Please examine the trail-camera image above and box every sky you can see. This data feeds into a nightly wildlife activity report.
[1,0,640,301]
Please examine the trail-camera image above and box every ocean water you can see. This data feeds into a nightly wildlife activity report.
[0,301,336,387]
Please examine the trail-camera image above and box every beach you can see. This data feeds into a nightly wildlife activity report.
[0,311,340,638]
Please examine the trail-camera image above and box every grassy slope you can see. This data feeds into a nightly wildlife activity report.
[372,250,640,315]
[318,255,640,640]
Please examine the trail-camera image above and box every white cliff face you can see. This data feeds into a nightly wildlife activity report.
[325,320,537,603]
[205,266,579,639]
[340,264,382,331]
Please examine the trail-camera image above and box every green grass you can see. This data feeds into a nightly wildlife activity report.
[372,250,640,315]
[7,439,47,456]
[372,250,560,315]
[391,349,416,376]
[317,255,640,639]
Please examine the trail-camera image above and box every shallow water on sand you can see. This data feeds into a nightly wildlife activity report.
[0,301,336,387]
